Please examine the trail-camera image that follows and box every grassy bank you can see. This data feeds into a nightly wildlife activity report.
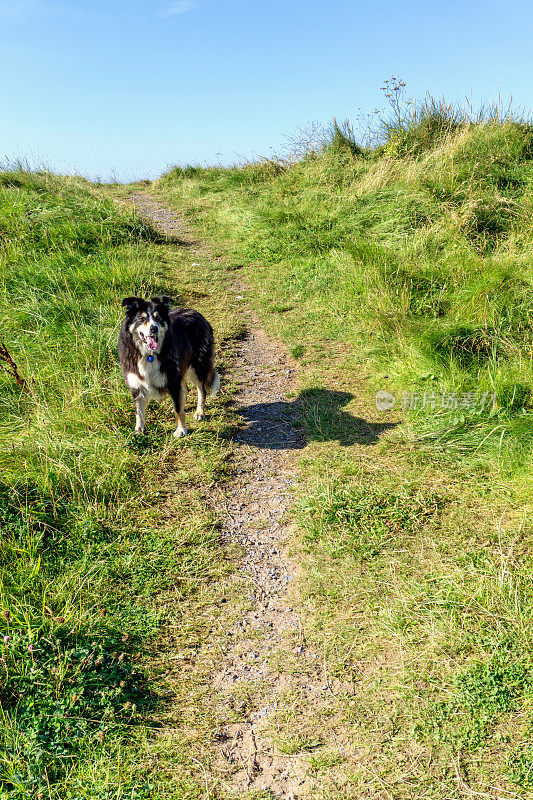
[0,170,240,798]
[156,106,533,796]
[157,112,533,486]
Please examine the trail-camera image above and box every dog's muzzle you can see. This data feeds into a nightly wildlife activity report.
[140,331,159,351]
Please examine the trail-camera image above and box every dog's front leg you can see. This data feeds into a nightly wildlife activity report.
[171,382,188,438]
[134,394,146,434]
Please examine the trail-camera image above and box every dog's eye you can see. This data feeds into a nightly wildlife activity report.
[140,313,148,320]
[153,314,161,322]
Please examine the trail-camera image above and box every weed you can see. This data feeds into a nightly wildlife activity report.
[0,633,145,795]
[290,344,305,358]
[308,751,345,774]
[328,119,362,158]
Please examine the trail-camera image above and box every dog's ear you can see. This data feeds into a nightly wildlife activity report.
[151,295,174,310]
[121,296,142,314]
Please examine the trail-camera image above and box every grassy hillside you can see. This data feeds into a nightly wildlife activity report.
[156,106,533,796]
[0,170,240,799]
[158,110,533,487]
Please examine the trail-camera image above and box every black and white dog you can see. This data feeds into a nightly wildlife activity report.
[118,295,220,437]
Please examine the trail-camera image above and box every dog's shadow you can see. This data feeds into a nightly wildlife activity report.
[234,388,398,450]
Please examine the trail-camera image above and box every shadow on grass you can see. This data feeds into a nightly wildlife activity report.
[142,229,198,248]
[235,388,399,450]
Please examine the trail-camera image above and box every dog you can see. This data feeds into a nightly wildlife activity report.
[118,295,220,437]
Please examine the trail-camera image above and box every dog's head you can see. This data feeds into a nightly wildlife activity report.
[121,295,173,355]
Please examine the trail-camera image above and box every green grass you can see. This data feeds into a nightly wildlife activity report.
[156,109,533,487]
[0,168,241,798]
[8,101,533,796]
[155,103,533,796]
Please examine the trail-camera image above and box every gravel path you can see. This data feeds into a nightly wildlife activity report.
[127,193,330,799]
[212,327,316,799]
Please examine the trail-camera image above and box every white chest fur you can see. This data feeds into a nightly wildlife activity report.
[126,356,167,401]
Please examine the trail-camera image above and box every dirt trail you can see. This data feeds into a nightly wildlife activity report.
[127,194,338,799]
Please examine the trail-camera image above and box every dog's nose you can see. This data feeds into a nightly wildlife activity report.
[149,325,158,335]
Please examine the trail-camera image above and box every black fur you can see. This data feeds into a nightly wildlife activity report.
[118,296,218,435]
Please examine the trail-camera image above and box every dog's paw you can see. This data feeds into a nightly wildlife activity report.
[193,411,205,421]
[134,428,145,435]
[173,427,188,438]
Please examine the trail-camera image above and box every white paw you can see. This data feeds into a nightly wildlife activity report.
[173,427,188,438]
[134,428,144,435]
[193,411,205,421]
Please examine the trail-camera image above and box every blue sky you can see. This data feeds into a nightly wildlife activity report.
[0,0,531,181]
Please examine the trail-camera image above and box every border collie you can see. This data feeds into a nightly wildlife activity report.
[118,295,220,437]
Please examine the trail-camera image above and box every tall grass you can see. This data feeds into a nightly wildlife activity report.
[0,168,228,798]
[158,97,533,486]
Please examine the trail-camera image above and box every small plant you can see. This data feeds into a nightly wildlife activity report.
[418,652,533,761]
[290,344,305,358]
[329,118,362,158]
[0,632,147,794]
[309,751,345,773]
[275,734,323,754]
[380,76,410,131]
[509,745,533,789]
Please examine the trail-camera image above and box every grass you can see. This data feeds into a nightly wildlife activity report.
[154,99,533,796]
[0,168,243,798]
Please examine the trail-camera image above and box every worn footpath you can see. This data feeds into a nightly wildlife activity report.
[127,193,348,799]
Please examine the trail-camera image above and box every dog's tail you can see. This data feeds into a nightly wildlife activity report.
[207,369,220,397]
